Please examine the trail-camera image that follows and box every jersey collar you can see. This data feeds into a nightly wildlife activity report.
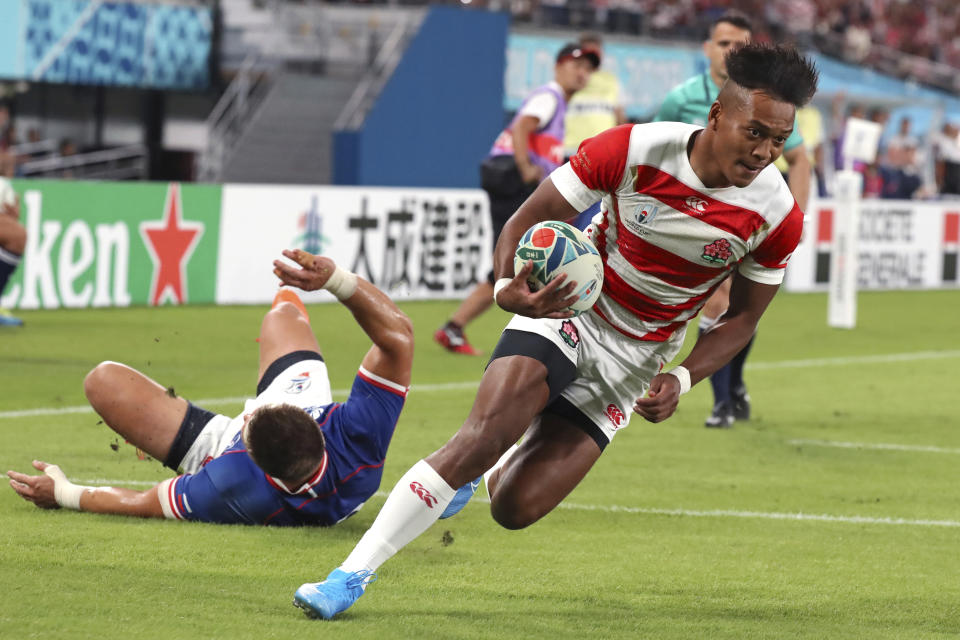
[265,451,329,497]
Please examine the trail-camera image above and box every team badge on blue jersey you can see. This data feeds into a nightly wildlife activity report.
[304,405,328,422]
[285,371,312,394]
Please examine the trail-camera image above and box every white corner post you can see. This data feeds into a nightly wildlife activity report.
[827,170,862,329]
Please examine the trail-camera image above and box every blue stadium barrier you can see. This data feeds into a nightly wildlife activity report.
[333,7,509,188]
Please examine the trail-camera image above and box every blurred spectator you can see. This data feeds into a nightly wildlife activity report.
[58,138,77,179]
[934,122,960,197]
[831,99,866,173]
[796,104,827,198]
[510,0,960,92]
[0,105,16,179]
[881,116,922,199]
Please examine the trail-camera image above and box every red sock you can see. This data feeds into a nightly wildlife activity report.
[272,288,309,322]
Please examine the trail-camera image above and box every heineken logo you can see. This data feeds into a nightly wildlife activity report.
[0,182,213,310]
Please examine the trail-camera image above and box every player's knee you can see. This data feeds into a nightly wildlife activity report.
[84,361,124,406]
[269,301,305,321]
[489,495,539,530]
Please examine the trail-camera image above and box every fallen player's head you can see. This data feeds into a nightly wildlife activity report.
[708,43,819,187]
[243,403,326,487]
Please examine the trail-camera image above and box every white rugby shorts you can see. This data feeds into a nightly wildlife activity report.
[502,312,685,444]
[178,358,332,474]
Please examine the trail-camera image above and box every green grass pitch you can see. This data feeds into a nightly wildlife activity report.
[2,290,959,639]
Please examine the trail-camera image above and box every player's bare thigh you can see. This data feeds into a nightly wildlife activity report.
[487,412,602,530]
[83,362,189,462]
[257,302,321,381]
[426,355,553,489]
[702,276,733,319]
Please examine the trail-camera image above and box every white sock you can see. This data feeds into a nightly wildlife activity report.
[340,459,456,574]
[699,314,720,333]
[483,442,520,497]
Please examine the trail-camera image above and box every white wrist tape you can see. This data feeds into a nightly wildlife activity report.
[323,266,358,301]
[44,464,92,510]
[493,278,512,302]
[666,366,692,395]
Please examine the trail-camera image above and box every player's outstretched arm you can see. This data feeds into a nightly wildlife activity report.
[273,250,413,387]
[7,460,164,517]
[634,273,780,423]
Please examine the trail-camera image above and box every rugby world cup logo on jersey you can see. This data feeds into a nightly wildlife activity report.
[285,371,312,394]
[626,203,660,234]
[701,238,733,264]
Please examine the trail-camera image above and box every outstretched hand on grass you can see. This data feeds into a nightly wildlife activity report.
[7,460,60,509]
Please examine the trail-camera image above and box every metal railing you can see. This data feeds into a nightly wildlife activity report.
[10,139,58,158]
[17,144,147,180]
[334,14,419,132]
[198,51,276,182]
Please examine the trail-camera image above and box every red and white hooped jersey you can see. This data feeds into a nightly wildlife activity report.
[552,122,803,343]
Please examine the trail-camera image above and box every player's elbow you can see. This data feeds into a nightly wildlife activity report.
[385,310,415,357]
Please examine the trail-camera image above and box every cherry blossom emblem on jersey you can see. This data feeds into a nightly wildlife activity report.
[701,239,733,265]
[558,320,580,348]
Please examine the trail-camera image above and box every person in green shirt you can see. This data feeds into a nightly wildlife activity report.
[654,12,812,429]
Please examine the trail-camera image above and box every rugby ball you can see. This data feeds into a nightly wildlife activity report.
[0,177,15,208]
[514,221,603,315]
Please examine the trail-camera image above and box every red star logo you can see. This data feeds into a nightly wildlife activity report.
[139,183,204,306]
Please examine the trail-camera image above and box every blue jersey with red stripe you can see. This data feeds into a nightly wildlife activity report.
[164,371,405,526]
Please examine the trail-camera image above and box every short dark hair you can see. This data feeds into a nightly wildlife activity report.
[725,43,819,107]
[245,404,325,483]
[711,11,753,36]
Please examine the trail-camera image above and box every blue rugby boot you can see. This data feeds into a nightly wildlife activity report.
[0,308,23,327]
[293,568,376,620]
[439,476,481,519]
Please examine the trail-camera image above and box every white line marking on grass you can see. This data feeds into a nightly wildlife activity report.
[788,438,960,454]
[746,349,960,370]
[0,381,481,420]
[550,501,960,528]
[58,484,960,528]
[381,491,960,528]
[4,350,958,420]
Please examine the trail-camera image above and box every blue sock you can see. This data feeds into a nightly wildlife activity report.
[0,247,21,297]
[729,334,756,392]
[700,326,731,407]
